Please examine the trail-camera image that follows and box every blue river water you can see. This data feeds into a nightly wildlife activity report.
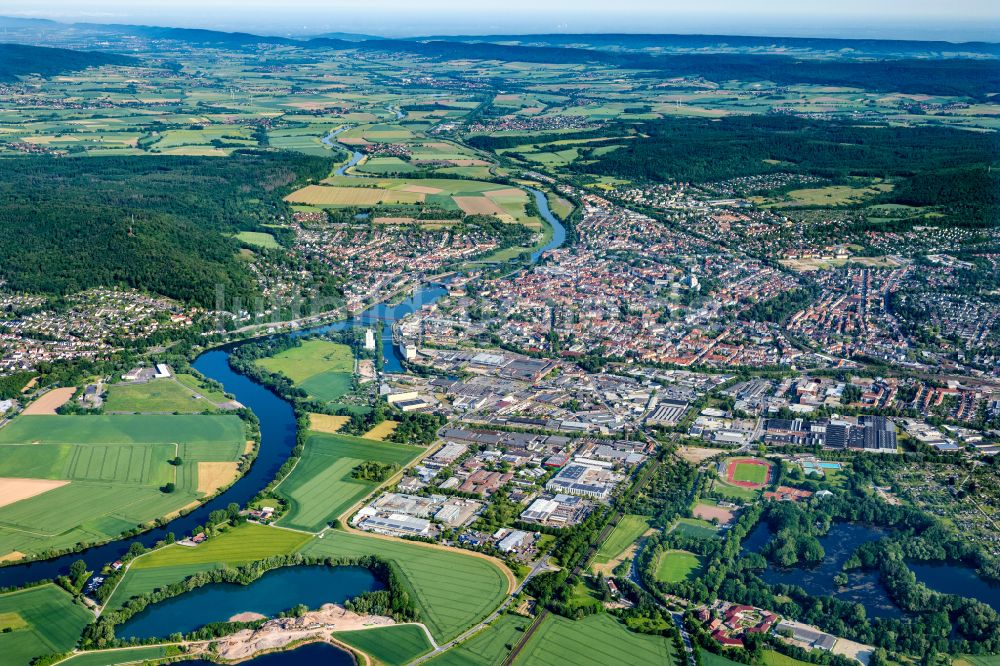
[117,565,381,640]
[0,173,566,592]
[186,640,354,666]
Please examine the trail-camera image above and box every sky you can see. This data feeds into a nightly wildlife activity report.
[3,0,999,41]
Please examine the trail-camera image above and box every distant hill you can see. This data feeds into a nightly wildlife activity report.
[0,42,139,81]
[313,31,383,41]
[412,32,1000,58]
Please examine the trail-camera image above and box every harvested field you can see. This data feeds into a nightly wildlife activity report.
[197,461,240,494]
[286,186,425,206]
[22,387,76,415]
[0,478,70,508]
[0,551,24,562]
[453,196,506,216]
[676,446,722,464]
[484,188,525,199]
[692,501,736,525]
[362,420,399,441]
[400,184,444,194]
[310,414,351,434]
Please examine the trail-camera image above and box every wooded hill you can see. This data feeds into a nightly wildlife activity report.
[0,42,138,81]
[0,151,331,307]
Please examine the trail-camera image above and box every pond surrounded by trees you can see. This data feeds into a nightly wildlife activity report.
[117,565,381,640]
[743,521,903,618]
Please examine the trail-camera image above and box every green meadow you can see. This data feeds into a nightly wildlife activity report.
[256,339,355,402]
[0,415,245,558]
[0,584,93,666]
[302,531,510,643]
[514,612,676,666]
[428,613,532,666]
[275,432,422,532]
[654,550,703,583]
[104,379,219,413]
[333,624,434,666]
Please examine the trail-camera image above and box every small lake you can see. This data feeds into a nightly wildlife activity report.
[909,560,1000,612]
[117,566,381,640]
[744,522,903,618]
[185,640,354,665]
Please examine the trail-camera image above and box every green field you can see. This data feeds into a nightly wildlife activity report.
[0,414,244,445]
[0,415,245,558]
[276,432,422,532]
[57,646,172,666]
[302,530,510,643]
[730,460,771,485]
[104,379,218,413]
[593,514,649,564]
[671,517,721,540]
[234,231,280,249]
[699,649,746,666]
[0,584,93,666]
[256,339,355,402]
[654,550,702,583]
[333,624,434,666]
[428,613,531,666]
[106,524,310,610]
[514,612,676,666]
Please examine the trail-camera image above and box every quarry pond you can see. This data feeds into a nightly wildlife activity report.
[117,565,381,640]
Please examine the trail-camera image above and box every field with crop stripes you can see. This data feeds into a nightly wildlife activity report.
[302,530,510,643]
[275,432,421,532]
[514,613,676,666]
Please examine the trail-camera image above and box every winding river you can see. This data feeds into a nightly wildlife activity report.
[0,174,566,591]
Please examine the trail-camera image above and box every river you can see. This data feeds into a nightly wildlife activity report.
[0,171,566,591]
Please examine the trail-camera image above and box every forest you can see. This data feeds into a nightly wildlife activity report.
[0,151,331,307]
[578,116,1000,226]
[0,42,138,81]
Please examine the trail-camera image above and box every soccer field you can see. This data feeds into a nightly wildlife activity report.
[655,550,702,583]
[727,458,772,487]
[275,432,422,532]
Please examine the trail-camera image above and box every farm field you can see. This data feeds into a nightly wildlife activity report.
[0,414,245,558]
[57,646,172,666]
[362,419,398,441]
[333,624,434,666]
[0,414,244,445]
[302,530,511,643]
[104,379,219,413]
[513,612,676,666]
[427,613,532,666]
[256,339,355,403]
[654,550,703,583]
[0,584,93,666]
[592,514,650,564]
[275,431,422,532]
[105,524,311,610]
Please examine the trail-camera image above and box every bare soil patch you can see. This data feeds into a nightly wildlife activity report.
[676,446,722,464]
[453,196,506,216]
[693,502,736,525]
[400,184,444,195]
[22,387,76,415]
[0,478,70,508]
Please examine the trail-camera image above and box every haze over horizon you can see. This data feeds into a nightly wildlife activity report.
[3,0,1000,42]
